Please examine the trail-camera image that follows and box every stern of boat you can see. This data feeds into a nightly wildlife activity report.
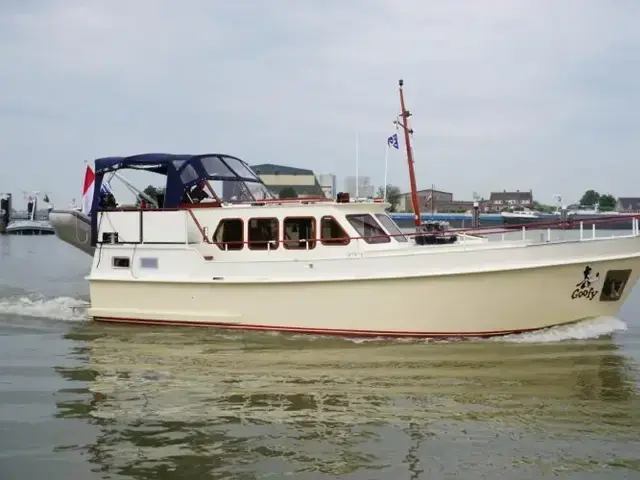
[49,209,94,255]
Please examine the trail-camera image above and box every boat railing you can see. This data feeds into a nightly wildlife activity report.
[452,213,640,237]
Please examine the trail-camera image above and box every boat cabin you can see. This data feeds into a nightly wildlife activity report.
[91,154,413,254]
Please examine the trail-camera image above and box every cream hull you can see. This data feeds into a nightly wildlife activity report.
[88,237,640,337]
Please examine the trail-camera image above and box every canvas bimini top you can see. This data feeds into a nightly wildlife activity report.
[90,153,274,244]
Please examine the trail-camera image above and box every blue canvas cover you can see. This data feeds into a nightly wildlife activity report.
[91,153,268,245]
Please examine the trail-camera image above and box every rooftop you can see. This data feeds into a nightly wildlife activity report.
[251,164,315,176]
[267,184,326,198]
[490,190,533,201]
[617,197,640,211]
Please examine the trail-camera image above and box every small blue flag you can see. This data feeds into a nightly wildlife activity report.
[387,133,399,150]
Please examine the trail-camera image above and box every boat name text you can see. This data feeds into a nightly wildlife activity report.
[571,265,600,301]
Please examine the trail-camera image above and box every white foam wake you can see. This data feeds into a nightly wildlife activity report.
[0,295,89,322]
[280,317,628,345]
[493,316,627,343]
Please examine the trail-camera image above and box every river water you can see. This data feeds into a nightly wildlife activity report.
[1,234,639,479]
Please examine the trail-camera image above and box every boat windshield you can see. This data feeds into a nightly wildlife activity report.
[221,156,262,182]
[374,213,408,242]
[199,155,274,201]
[346,214,390,244]
[200,155,236,178]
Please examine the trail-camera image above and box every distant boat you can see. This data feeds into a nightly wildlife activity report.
[567,206,619,217]
[5,193,55,235]
[500,204,633,230]
[500,208,556,225]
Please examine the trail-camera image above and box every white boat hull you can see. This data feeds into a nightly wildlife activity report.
[49,209,94,255]
[87,236,640,337]
[5,219,55,235]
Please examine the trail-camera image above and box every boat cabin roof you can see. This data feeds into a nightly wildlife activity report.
[95,153,259,180]
[91,152,277,244]
[93,152,273,207]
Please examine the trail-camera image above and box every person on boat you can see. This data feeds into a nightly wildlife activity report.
[98,191,117,210]
[182,182,209,204]
[155,190,165,208]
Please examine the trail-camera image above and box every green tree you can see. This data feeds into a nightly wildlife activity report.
[278,186,298,199]
[532,201,556,213]
[375,184,402,212]
[579,190,600,207]
[598,194,616,211]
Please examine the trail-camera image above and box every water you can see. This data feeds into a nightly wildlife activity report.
[1,234,640,479]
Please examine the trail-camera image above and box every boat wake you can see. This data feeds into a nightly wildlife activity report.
[302,317,628,345]
[491,316,627,343]
[0,294,89,322]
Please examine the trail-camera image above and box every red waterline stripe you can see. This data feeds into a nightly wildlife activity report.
[93,316,542,338]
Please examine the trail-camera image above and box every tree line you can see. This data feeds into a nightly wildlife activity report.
[578,190,616,211]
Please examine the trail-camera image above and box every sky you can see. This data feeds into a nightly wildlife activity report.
[1,0,639,208]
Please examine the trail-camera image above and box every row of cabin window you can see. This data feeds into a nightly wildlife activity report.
[213,214,407,251]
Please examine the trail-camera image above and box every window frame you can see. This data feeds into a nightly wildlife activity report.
[374,213,408,242]
[247,217,280,251]
[283,216,317,250]
[213,218,245,251]
[319,216,350,246]
[345,214,391,244]
[112,256,131,268]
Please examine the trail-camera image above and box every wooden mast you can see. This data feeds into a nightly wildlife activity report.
[397,79,422,228]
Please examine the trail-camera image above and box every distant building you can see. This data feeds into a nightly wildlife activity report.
[343,176,375,198]
[315,174,337,199]
[241,163,325,198]
[489,190,533,210]
[393,189,454,212]
[616,197,640,213]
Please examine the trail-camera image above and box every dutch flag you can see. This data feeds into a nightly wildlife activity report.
[81,164,112,215]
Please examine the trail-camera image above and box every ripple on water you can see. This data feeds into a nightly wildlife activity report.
[2,292,640,479]
[38,315,640,478]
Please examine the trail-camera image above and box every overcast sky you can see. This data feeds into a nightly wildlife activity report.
[1,0,639,207]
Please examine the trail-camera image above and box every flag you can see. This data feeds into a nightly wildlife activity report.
[43,194,50,203]
[387,133,399,150]
[101,181,112,194]
[81,164,95,215]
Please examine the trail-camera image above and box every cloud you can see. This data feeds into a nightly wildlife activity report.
[1,0,639,206]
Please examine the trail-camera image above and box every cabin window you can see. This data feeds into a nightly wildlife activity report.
[112,257,130,268]
[375,213,408,242]
[214,219,244,251]
[248,218,279,250]
[346,214,390,244]
[283,217,316,250]
[320,216,350,246]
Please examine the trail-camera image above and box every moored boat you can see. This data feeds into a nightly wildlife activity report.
[5,194,55,235]
[50,80,640,338]
[501,208,545,224]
